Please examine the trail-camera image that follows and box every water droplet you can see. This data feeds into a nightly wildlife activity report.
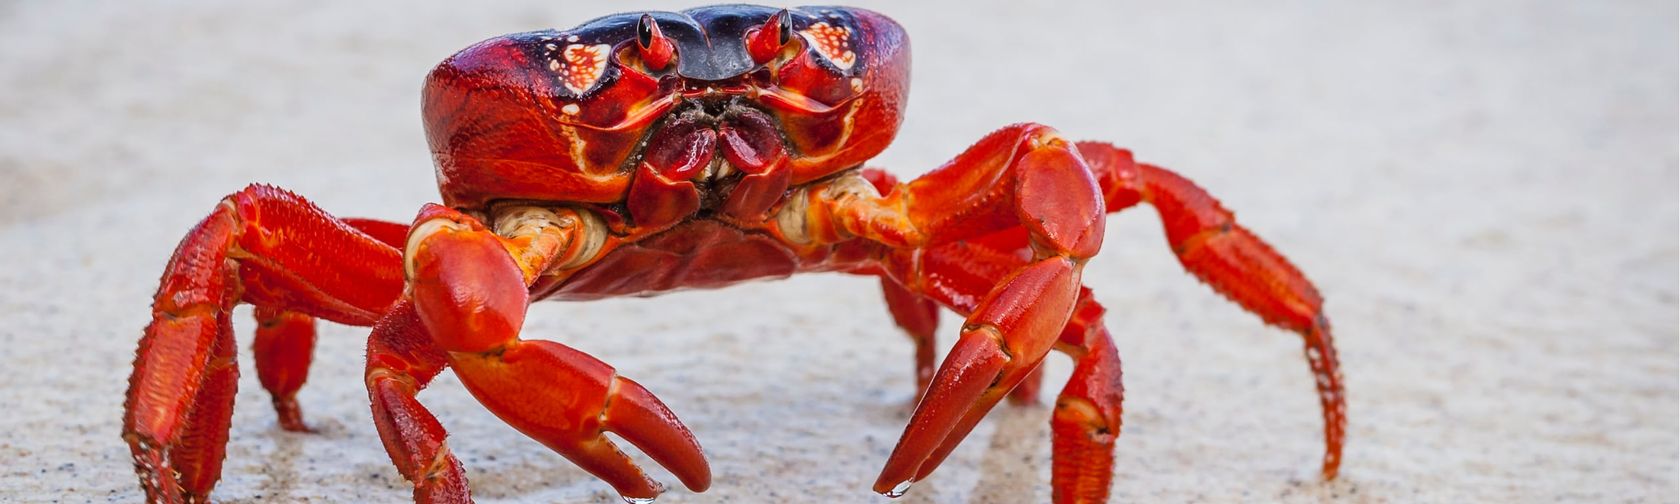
[622,497,656,504]
[885,480,914,498]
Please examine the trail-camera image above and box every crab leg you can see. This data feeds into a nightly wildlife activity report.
[398,204,711,501]
[878,277,940,396]
[161,303,239,499]
[248,218,408,433]
[251,307,316,432]
[124,185,404,501]
[858,169,943,398]
[365,301,468,502]
[1077,142,1345,478]
[1049,312,1125,504]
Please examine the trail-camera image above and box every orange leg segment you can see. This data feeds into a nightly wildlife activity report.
[248,218,408,433]
[1079,141,1345,478]
[165,306,240,500]
[365,301,469,503]
[124,185,404,502]
[252,307,316,432]
[1049,295,1124,504]
[879,277,940,397]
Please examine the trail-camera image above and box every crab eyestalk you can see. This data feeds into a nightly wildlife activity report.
[636,14,675,71]
[745,9,793,64]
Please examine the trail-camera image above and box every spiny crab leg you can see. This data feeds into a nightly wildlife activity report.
[365,301,465,502]
[398,204,710,500]
[251,217,409,434]
[123,185,405,502]
[1077,141,1345,478]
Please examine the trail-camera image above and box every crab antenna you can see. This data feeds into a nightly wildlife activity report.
[746,9,793,64]
[636,13,675,71]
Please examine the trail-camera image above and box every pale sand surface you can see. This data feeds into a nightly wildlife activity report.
[0,1,1674,502]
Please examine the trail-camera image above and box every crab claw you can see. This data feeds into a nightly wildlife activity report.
[451,340,711,499]
[406,206,710,500]
[875,258,1081,495]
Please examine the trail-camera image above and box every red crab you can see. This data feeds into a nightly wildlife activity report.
[122,5,1344,503]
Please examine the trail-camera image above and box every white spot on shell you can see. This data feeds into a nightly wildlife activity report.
[553,43,611,95]
[798,22,856,71]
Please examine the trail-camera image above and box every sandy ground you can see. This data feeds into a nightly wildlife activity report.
[1,1,1675,502]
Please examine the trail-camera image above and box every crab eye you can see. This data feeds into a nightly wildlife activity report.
[776,11,793,45]
[746,9,793,64]
[635,13,674,71]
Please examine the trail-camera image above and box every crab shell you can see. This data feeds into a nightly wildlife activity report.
[421,5,910,212]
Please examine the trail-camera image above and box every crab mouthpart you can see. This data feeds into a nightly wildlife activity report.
[642,105,783,186]
[700,151,735,180]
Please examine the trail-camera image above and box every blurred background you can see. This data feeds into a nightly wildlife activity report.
[0,1,1674,502]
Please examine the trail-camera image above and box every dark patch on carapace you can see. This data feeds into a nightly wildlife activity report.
[526,5,863,82]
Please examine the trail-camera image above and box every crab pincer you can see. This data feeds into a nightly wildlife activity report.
[405,206,710,500]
